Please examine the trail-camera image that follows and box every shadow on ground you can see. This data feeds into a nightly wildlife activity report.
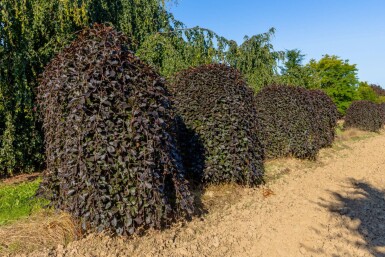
[318,178,385,256]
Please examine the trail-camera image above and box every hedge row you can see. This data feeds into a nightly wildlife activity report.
[255,85,338,160]
[36,25,343,236]
[345,101,385,132]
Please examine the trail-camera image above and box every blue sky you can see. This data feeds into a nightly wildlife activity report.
[169,0,385,87]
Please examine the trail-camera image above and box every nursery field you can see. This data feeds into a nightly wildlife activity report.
[1,1,385,257]
[1,128,384,257]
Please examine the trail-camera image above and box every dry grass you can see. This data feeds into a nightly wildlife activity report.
[201,183,245,211]
[0,210,80,255]
[336,127,374,141]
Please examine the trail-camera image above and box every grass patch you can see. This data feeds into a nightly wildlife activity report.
[0,178,48,225]
[0,211,79,255]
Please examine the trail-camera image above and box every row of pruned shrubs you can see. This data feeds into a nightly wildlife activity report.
[37,25,378,237]
[345,101,385,132]
[255,86,338,160]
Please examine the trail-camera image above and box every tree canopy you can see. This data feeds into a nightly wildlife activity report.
[308,55,359,114]
[279,49,320,89]
[357,82,378,103]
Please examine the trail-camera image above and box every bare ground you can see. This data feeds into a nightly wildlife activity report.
[12,130,385,256]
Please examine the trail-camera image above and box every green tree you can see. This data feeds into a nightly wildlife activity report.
[228,28,284,91]
[137,25,229,78]
[138,26,282,92]
[357,82,379,103]
[279,49,320,89]
[370,84,385,96]
[309,55,359,114]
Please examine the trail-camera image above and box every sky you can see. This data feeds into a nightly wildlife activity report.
[169,0,385,87]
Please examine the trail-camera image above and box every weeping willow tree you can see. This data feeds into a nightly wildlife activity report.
[138,25,282,91]
[0,0,172,175]
[227,28,284,91]
[137,25,229,78]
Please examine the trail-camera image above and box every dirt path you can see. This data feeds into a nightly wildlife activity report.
[29,131,385,257]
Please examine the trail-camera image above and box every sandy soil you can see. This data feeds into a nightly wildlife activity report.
[21,131,385,257]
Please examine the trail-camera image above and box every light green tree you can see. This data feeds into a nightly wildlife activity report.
[228,28,284,91]
[138,26,282,92]
[357,81,379,103]
[308,55,359,114]
[279,49,320,89]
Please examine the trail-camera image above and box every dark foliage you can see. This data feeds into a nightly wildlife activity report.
[307,90,339,148]
[370,84,385,97]
[255,85,338,160]
[379,103,385,125]
[37,24,193,236]
[170,64,264,185]
[344,101,383,132]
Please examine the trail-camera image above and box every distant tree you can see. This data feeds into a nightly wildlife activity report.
[279,49,320,89]
[137,25,229,78]
[370,84,385,103]
[357,82,379,103]
[281,49,305,72]
[138,26,283,92]
[228,28,284,91]
[309,55,359,114]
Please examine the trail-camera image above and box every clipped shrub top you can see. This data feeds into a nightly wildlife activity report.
[345,100,383,132]
[255,85,338,160]
[37,24,193,236]
[170,64,264,185]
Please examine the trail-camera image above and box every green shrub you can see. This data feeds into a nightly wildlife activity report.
[37,24,193,236]
[255,85,338,160]
[344,100,383,132]
[170,64,264,185]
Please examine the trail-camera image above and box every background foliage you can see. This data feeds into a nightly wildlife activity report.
[137,26,283,92]
[308,55,359,115]
[278,49,320,89]
[357,82,379,103]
